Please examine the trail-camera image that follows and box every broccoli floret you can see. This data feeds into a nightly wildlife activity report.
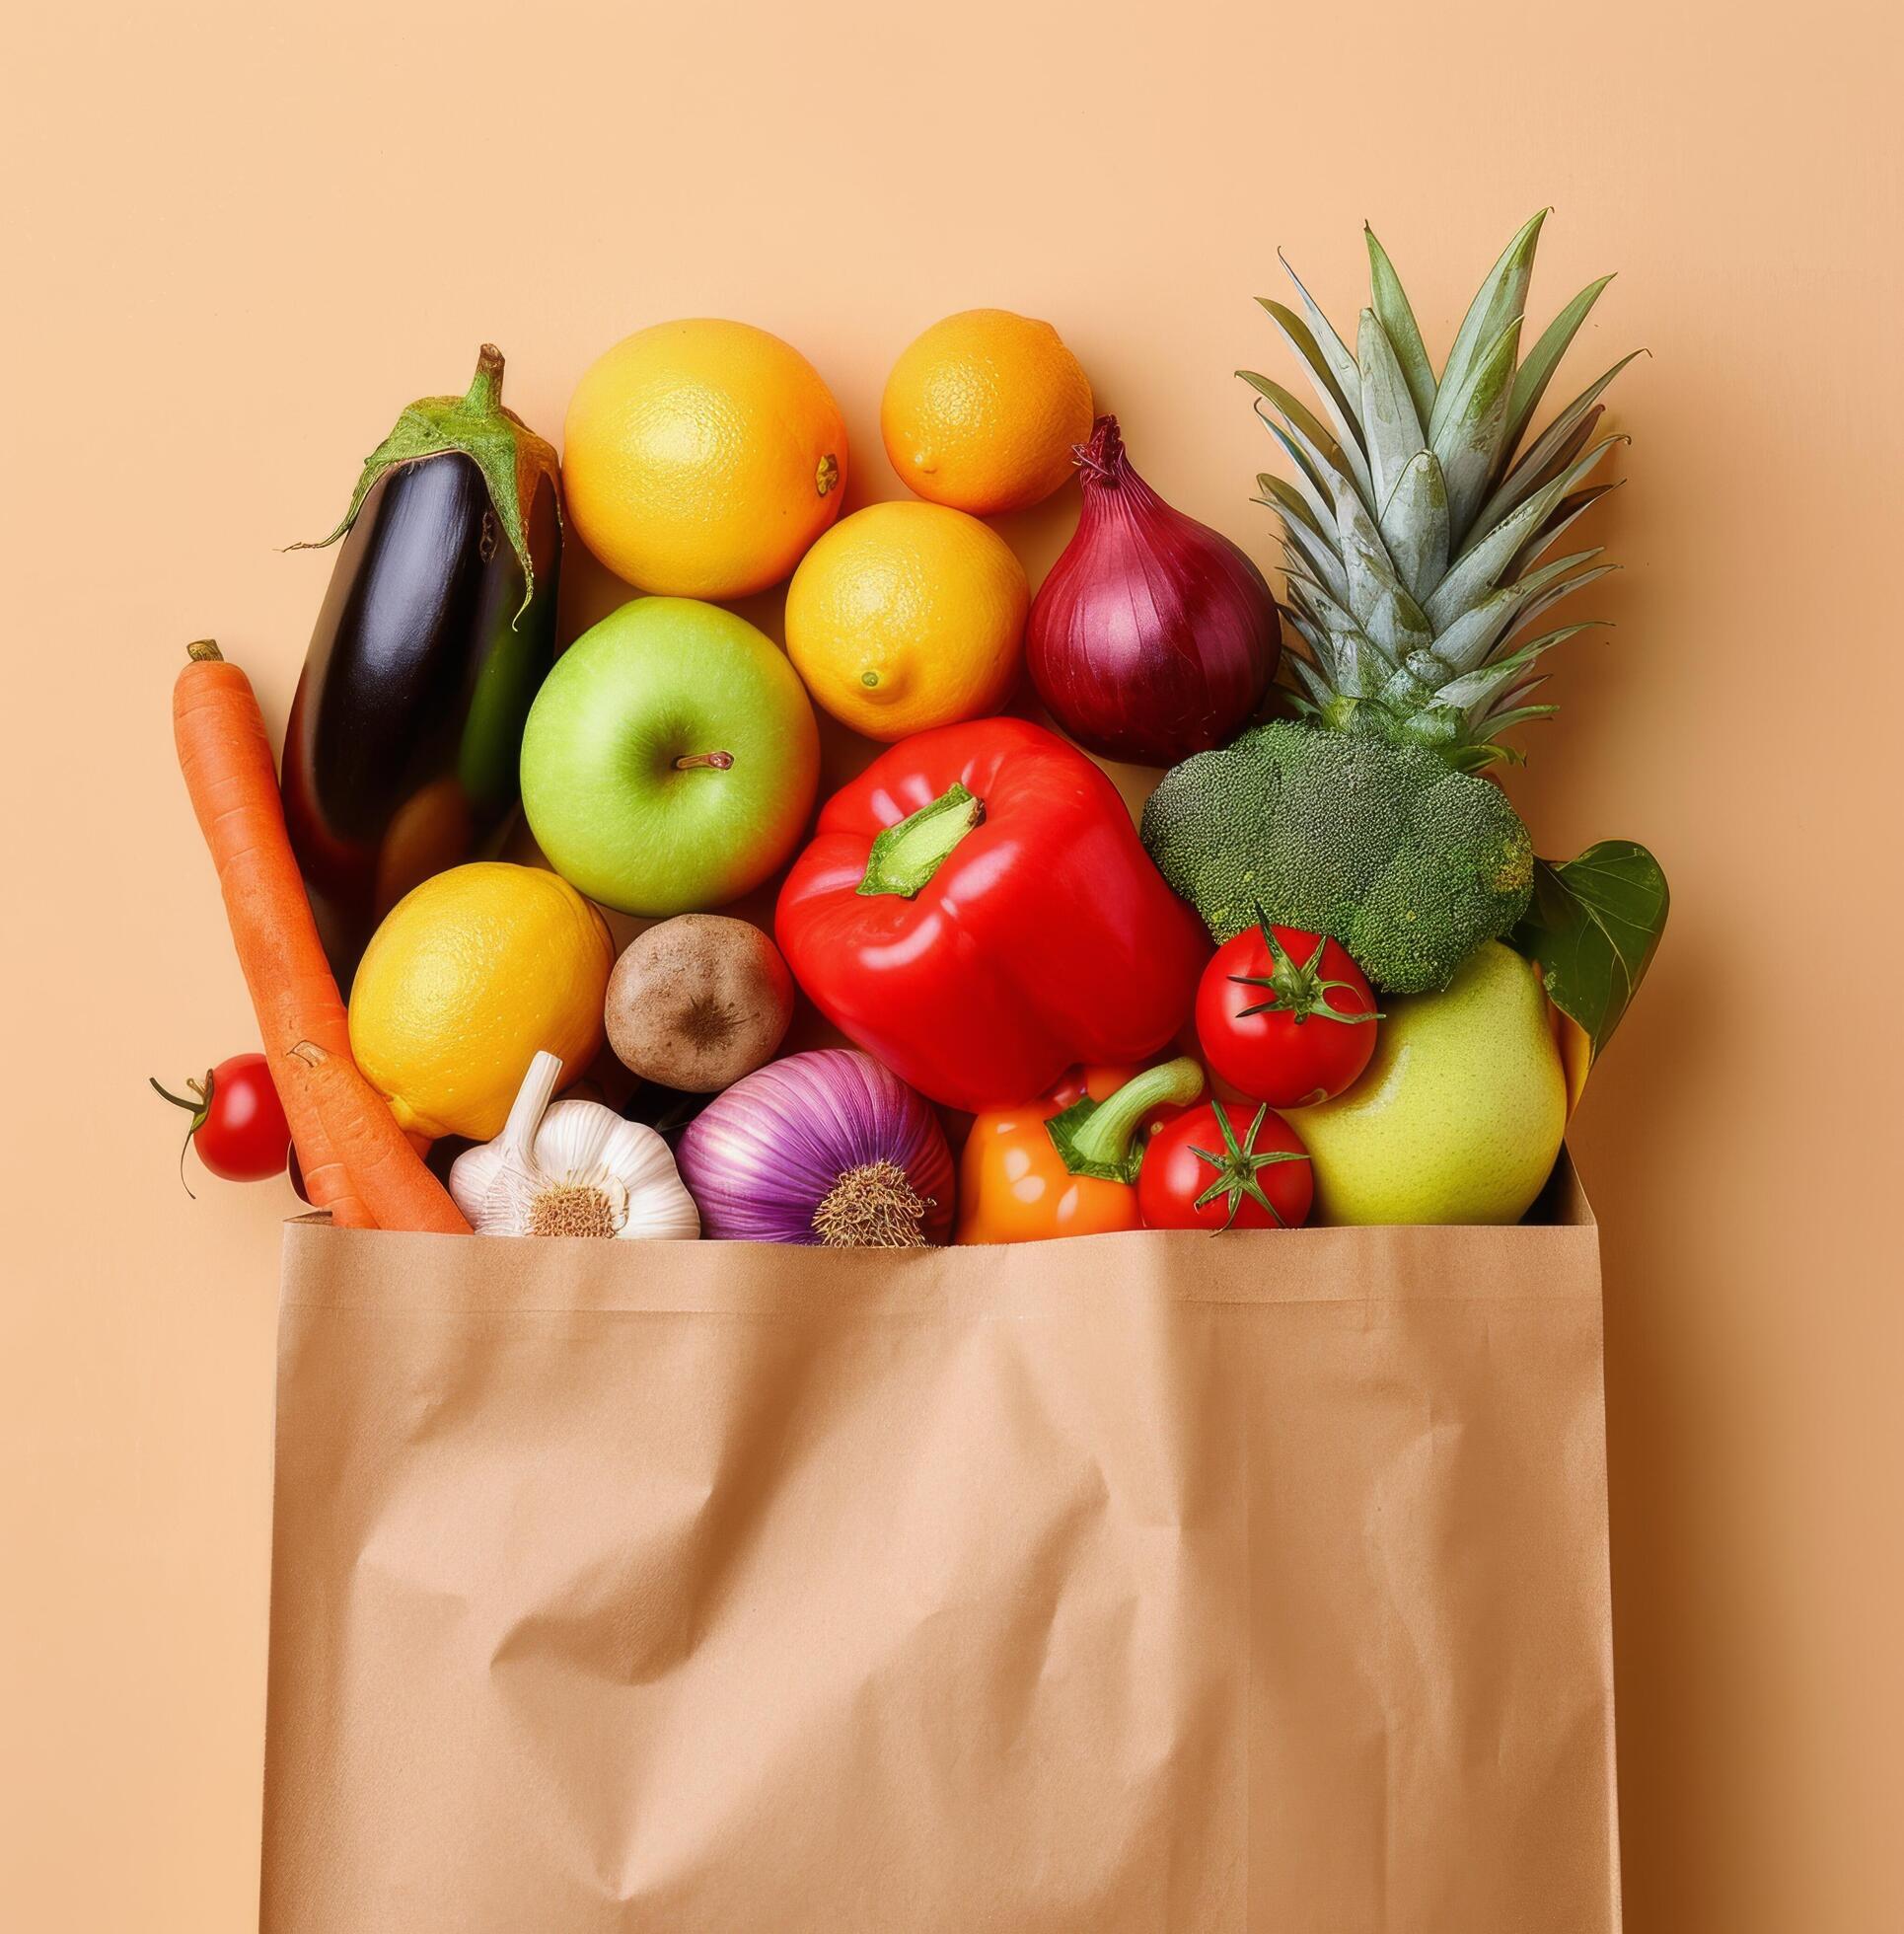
[1139,720,1534,993]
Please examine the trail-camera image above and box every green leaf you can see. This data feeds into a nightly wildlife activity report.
[1239,370,1373,507]
[1275,519,1351,604]
[1427,435,1622,630]
[1277,251,1365,430]
[1432,313,1523,543]
[1428,209,1547,445]
[1502,274,1615,460]
[1364,224,1438,427]
[1253,413,1338,534]
[1506,483,1621,579]
[1470,353,1643,537]
[1510,841,1670,1059]
[1256,471,1323,537]
[1258,299,1366,460]
[1356,308,1426,510]
[1334,484,1433,656]
[1377,449,1450,604]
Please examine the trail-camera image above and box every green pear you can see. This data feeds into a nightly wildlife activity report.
[1290,941,1566,1227]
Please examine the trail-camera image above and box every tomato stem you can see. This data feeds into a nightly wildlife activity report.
[149,1069,215,1199]
[1188,1101,1311,1229]
[1231,908,1382,1025]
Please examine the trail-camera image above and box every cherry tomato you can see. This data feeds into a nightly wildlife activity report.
[1195,920,1380,1106]
[151,1053,292,1186]
[1137,1100,1313,1230]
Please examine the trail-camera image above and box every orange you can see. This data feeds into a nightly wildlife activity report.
[880,308,1094,514]
[562,319,846,599]
[784,501,1029,741]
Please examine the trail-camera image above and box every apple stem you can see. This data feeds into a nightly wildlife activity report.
[674,751,735,772]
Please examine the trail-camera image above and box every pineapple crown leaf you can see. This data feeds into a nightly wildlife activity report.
[1249,212,1637,769]
[1276,247,1364,422]
[1363,225,1438,425]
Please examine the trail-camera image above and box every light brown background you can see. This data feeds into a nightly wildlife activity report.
[3,2,1898,1927]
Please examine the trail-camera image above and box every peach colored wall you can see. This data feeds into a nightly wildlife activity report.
[3,2,1898,1927]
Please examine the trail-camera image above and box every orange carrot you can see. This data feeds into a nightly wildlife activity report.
[288,1044,471,1234]
[172,639,373,1227]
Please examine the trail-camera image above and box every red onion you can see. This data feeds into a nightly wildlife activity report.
[676,1049,954,1246]
[1027,415,1280,766]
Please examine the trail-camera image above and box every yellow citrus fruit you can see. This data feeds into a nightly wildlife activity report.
[562,319,847,599]
[880,309,1094,514]
[348,862,613,1142]
[784,501,1030,740]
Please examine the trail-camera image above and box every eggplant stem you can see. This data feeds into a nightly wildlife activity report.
[463,343,506,413]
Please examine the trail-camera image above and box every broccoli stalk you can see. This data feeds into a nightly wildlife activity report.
[1139,720,1534,993]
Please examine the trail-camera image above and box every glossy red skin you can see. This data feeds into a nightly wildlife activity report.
[1137,1102,1313,1230]
[775,718,1209,1112]
[1195,925,1379,1107]
[196,1053,292,1181]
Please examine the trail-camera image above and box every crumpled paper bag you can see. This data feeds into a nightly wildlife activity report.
[260,1158,1616,1932]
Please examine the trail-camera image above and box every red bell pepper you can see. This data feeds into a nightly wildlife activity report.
[775,718,1208,1111]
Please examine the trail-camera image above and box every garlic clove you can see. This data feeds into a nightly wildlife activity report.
[532,1098,622,1179]
[447,1138,512,1229]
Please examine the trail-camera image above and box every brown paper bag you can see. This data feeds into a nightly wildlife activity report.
[260,1158,1617,1932]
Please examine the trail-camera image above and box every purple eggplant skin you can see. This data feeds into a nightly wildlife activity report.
[282,454,560,984]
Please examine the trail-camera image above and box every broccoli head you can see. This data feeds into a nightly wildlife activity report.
[1139,720,1534,993]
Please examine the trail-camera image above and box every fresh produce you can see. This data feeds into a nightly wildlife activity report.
[955,1060,1205,1244]
[282,345,561,982]
[776,718,1208,1112]
[520,598,820,917]
[172,639,371,1227]
[677,1049,954,1246]
[1026,416,1280,765]
[448,1052,699,1240]
[1289,941,1566,1227]
[880,308,1093,514]
[1196,919,1380,1107]
[562,320,846,598]
[1136,1101,1313,1230]
[1511,841,1670,1104]
[347,862,612,1142]
[1141,720,1532,992]
[288,1043,471,1234]
[150,1054,290,1188]
[1244,212,1633,773]
[784,501,1028,741]
[604,916,794,1092]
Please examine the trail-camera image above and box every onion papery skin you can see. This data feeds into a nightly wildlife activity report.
[1027,415,1280,767]
[675,1049,955,1245]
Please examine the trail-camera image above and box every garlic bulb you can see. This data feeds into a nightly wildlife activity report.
[449,1051,700,1241]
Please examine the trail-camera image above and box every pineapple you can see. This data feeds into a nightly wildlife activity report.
[1243,210,1638,772]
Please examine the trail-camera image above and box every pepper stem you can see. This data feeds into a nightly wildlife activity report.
[463,342,506,415]
[856,781,986,899]
[1064,1057,1204,1169]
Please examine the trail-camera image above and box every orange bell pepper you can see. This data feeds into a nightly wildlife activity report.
[955,1057,1205,1244]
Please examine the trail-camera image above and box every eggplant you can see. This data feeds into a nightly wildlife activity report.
[282,344,561,984]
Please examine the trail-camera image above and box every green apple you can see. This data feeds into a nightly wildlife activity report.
[521,597,820,917]
[1289,941,1567,1226]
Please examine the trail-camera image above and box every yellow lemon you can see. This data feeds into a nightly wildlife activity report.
[880,309,1093,514]
[784,501,1029,740]
[348,862,612,1142]
[562,319,847,600]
